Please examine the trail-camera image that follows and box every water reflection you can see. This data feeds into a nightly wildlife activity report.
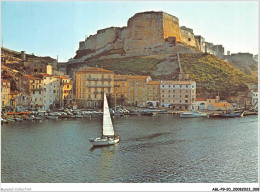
[1,115,258,183]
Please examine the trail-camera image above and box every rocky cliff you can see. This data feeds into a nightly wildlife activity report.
[73,11,199,61]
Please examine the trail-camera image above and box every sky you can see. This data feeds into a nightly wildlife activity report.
[1,1,259,62]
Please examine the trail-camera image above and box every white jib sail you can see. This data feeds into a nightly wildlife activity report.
[103,93,115,136]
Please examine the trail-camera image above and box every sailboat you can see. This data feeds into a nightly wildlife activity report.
[89,93,120,146]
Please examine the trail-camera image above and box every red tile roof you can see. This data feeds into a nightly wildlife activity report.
[1,79,10,83]
[147,81,160,85]
[196,98,207,101]
[24,75,41,80]
[39,73,53,77]
[58,76,70,79]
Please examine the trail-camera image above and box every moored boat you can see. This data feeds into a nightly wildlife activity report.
[218,110,244,118]
[180,111,207,118]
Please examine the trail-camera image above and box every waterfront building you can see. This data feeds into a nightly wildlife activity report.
[145,80,160,107]
[192,98,207,111]
[206,96,220,106]
[126,75,152,107]
[9,92,18,112]
[208,102,233,111]
[52,76,62,108]
[24,75,43,110]
[1,79,10,112]
[114,75,128,105]
[75,67,114,108]
[14,92,30,112]
[59,76,73,108]
[38,73,55,110]
[247,89,258,111]
[160,80,196,110]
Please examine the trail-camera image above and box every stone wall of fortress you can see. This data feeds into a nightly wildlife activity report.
[76,11,199,59]
[180,26,198,48]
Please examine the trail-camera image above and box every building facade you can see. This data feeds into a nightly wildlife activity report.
[145,81,160,107]
[1,79,10,111]
[76,68,114,108]
[126,75,152,107]
[59,76,73,108]
[160,80,196,110]
[114,75,128,105]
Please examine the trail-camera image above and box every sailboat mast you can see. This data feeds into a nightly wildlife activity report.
[115,93,116,110]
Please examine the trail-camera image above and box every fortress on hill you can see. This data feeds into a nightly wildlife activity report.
[71,11,257,71]
[73,11,211,62]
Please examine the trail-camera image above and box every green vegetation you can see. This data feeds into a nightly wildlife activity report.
[180,53,257,97]
[80,52,257,98]
[86,56,161,76]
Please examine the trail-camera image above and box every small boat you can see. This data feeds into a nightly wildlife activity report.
[89,93,119,147]
[75,114,84,118]
[34,116,42,120]
[14,118,23,122]
[218,110,244,118]
[180,111,207,118]
[46,116,58,119]
[1,117,9,124]
[7,118,15,122]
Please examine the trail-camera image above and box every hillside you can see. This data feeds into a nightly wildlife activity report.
[180,53,257,98]
[71,52,257,98]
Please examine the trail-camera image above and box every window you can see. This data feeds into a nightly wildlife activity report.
[168,90,170,93]
[33,91,35,94]
[180,95,181,98]
[180,85,182,88]
[162,85,164,87]
[185,100,188,103]
[39,91,41,94]
[185,95,188,98]
[186,85,188,88]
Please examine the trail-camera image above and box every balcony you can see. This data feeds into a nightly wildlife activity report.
[31,88,43,91]
[87,85,112,88]
[87,78,99,81]
[101,78,112,81]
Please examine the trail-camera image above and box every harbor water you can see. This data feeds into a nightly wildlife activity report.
[1,114,258,183]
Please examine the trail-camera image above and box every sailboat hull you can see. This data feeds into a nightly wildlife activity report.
[89,137,119,146]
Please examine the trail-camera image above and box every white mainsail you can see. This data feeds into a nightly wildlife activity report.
[103,93,115,136]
